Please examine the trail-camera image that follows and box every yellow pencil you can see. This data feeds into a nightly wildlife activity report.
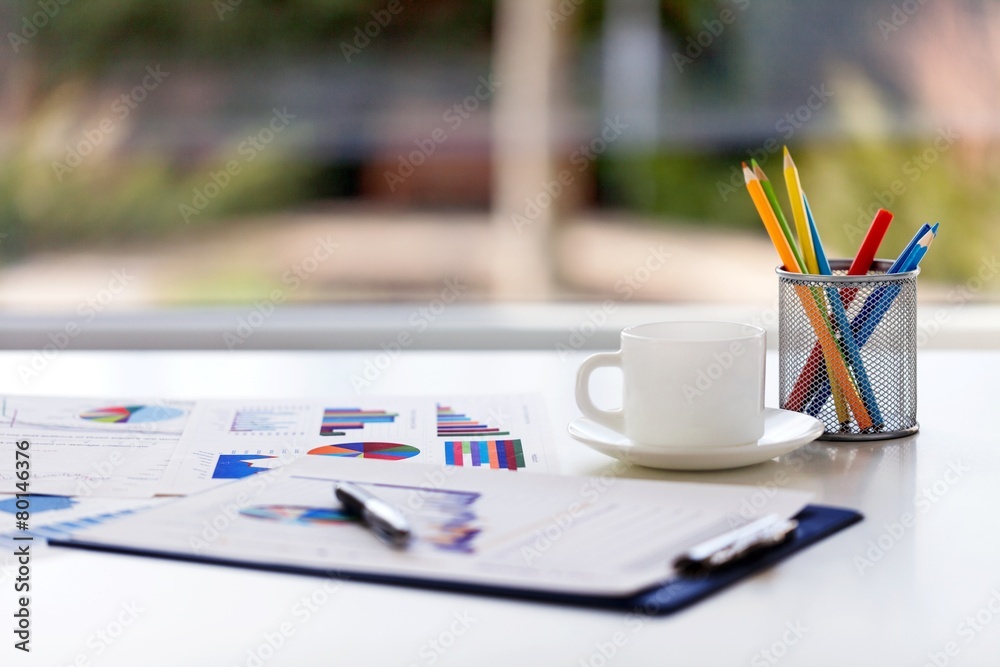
[744,164,872,429]
[783,147,819,274]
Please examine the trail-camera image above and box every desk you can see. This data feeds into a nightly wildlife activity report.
[1,349,999,666]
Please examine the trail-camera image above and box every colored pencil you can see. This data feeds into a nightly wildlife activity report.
[805,194,831,275]
[783,194,834,415]
[806,194,883,425]
[743,164,802,272]
[752,160,806,273]
[888,223,933,273]
[806,225,938,417]
[783,147,819,274]
[851,225,937,344]
[823,281,883,427]
[848,209,894,275]
[794,285,871,429]
[745,165,871,429]
[902,223,938,271]
[803,192,851,424]
[786,208,895,413]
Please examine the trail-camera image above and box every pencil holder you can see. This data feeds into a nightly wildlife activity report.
[777,259,918,441]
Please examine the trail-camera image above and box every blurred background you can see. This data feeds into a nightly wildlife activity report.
[1,0,998,312]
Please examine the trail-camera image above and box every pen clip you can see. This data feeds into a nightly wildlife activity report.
[335,482,412,549]
[673,514,798,576]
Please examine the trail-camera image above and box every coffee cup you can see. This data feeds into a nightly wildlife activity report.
[575,321,766,448]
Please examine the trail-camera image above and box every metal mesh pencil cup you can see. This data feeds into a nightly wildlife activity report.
[777,259,918,441]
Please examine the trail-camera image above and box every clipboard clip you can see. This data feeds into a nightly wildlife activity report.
[673,514,799,576]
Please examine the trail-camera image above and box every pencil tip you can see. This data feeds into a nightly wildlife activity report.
[918,226,937,247]
[783,148,793,168]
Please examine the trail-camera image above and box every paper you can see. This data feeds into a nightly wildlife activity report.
[0,494,165,543]
[158,393,555,494]
[0,396,193,497]
[0,394,556,497]
[58,456,812,597]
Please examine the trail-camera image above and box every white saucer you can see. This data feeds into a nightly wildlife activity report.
[567,408,824,471]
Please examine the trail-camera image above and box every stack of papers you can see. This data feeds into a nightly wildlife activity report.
[2,392,859,611]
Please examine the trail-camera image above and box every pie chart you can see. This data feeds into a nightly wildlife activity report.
[308,442,420,461]
[80,405,186,424]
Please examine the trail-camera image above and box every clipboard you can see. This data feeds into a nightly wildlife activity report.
[50,458,863,615]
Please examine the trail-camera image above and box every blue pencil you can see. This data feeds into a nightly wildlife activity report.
[804,194,883,425]
[888,223,932,273]
[902,223,938,271]
[805,224,937,417]
[850,227,935,342]
[800,195,831,416]
[804,194,832,275]
[849,224,935,336]
[823,290,883,425]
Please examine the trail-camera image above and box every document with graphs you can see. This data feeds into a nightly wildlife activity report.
[54,455,813,598]
[0,394,555,497]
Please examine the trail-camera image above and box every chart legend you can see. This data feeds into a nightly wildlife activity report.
[444,439,525,470]
[231,409,302,434]
[320,408,398,436]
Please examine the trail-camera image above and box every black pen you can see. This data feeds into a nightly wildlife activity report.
[334,482,412,548]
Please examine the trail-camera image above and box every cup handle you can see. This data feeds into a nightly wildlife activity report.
[575,351,625,434]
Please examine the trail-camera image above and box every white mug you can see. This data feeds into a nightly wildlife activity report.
[575,321,766,448]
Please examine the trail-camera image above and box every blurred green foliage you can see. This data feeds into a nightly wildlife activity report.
[23,0,493,84]
[2,0,996,295]
[0,86,313,252]
[0,0,494,255]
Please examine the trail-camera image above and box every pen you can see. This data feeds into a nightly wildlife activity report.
[335,482,412,548]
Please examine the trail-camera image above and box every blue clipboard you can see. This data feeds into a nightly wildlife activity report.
[620,504,861,614]
[52,504,861,615]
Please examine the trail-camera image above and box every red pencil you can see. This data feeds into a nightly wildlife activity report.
[848,209,893,275]
[784,209,894,413]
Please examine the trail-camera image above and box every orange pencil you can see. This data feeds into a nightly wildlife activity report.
[786,208,895,412]
[743,163,802,272]
[744,164,873,430]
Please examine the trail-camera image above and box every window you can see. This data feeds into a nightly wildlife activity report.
[0,0,995,314]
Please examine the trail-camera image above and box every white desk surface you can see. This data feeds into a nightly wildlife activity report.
[1,349,998,666]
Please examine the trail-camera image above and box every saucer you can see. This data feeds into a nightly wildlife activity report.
[567,408,823,471]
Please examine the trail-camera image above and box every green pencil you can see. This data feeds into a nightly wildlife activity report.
[751,159,805,273]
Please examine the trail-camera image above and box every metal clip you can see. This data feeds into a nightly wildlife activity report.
[673,514,799,575]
